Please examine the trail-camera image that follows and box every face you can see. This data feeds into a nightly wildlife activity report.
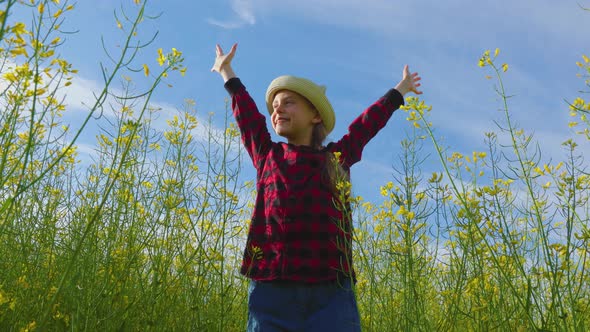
[271,90,322,146]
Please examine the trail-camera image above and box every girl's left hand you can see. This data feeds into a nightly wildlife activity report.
[395,65,422,96]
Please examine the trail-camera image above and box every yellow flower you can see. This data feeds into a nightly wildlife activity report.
[374,224,384,234]
[11,22,27,35]
[143,64,149,77]
[20,321,36,332]
[172,47,182,58]
[0,290,9,305]
[10,46,28,57]
[157,48,166,66]
[396,205,407,216]
[3,72,18,83]
[502,63,509,72]
[428,172,441,183]
[250,245,263,260]
[332,151,342,163]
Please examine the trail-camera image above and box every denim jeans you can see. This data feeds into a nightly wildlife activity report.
[247,277,361,332]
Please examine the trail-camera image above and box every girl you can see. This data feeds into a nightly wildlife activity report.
[211,43,422,331]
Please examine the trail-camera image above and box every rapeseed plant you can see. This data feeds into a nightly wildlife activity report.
[1,1,589,331]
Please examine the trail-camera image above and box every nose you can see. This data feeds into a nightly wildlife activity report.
[273,103,285,114]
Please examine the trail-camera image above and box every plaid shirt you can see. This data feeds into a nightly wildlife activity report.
[225,78,404,282]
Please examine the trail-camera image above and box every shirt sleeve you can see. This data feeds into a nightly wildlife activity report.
[225,77,272,169]
[330,88,405,168]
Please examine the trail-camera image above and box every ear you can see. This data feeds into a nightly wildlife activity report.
[311,113,322,124]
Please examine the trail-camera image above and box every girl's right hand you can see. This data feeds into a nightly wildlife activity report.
[211,43,237,80]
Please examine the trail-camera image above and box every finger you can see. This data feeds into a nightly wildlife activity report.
[228,43,238,58]
[216,44,223,56]
[403,65,410,77]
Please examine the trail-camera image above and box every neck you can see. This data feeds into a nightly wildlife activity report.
[284,128,314,147]
[287,136,312,147]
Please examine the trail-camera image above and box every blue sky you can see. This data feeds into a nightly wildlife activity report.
[13,0,590,202]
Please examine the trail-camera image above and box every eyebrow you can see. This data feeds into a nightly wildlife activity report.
[273,95,296,106]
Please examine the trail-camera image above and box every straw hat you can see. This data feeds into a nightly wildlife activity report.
[265,75,335,134]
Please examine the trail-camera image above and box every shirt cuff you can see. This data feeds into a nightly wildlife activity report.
[384,88,405,108]
[224,77,244,96]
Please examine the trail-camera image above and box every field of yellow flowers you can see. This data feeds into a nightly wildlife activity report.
[1,1,589,331]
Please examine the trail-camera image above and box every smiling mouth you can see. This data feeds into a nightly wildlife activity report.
[275,118,289,125]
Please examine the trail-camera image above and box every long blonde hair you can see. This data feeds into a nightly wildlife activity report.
[310,122,349,194]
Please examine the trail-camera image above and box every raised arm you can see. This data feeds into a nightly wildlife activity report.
[332,65,423,167]
[212,44,272,167]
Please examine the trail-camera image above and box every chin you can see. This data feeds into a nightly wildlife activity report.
[274,128,287,137]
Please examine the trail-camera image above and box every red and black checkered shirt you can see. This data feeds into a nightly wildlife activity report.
[225,77,404,283]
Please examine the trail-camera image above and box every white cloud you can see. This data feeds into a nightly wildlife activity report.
[233,0,256,24]
[60,77,246,178]
[208,0,256,29]
[244,0,590,48]
[62,76,106,112]
[57,74,227,141]
[0,64,237,158]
